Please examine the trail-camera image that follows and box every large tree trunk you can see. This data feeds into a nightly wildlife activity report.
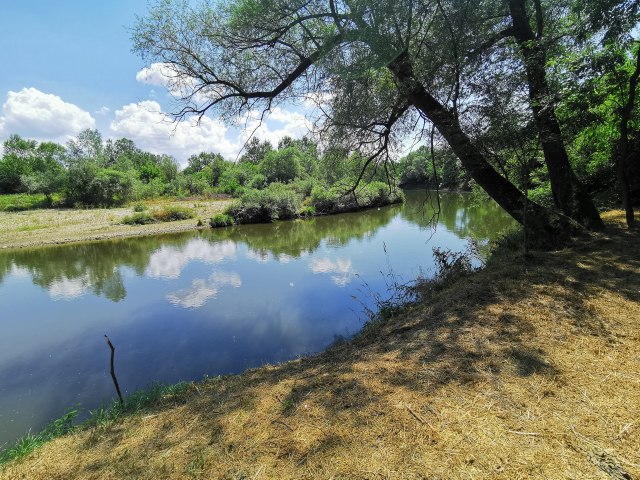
[615,45,640,229]
[508,0,603,231]
[388,51,574,242]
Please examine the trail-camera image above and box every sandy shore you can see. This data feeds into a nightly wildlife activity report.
[0,199,232,250]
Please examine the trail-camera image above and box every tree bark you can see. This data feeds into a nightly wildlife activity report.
[507,0,604,231]
[388,51,573,242]
[615,45,640,229]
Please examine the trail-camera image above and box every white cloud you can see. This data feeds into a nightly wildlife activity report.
[110,100,240,162]
[132,64,313,161]
[95,106,110,115]
[236,107,312,150]
[0,87,95,142]
[136,63,174,88]
[136,63,204,103]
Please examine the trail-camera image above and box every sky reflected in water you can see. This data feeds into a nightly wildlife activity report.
[0,191,514,446]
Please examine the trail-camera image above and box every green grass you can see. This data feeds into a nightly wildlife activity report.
[0,382,192,467]
[15,224,48,232]
[0,193,61,212]
[85,382,191,429]
[0,409,78,465]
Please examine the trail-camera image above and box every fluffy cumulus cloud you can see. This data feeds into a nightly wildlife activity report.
[236,107,312,150]
[131,64,314,161]
[111,99,312,163]
[110,100,241,162]
[136,63,175,89]
[0,87,95,141]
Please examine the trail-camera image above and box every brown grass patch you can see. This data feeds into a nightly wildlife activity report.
[2,212,639,479]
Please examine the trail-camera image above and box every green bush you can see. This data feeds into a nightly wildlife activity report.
[0,193,59,211]
[153,205,195,222]
[133,202,146,212]
[298,204,316,216]
[122,211,155,225]
[259,147,302,183]
[210,213,234,227]
[290,177,315,197]
[310,182,403,214]
[122,205,195,225]
[226,184,302,223]
[66,164,134,207]
[249,173,268,189]
[310,185,340,213]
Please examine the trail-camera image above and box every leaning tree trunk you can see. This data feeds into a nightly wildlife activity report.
[508,0,603,231]
[615,45,640,229]
[389,51,574,243]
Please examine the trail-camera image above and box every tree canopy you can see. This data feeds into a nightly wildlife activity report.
[131,0,640,234]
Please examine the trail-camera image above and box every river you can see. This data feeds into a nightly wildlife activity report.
[0,190,514,447]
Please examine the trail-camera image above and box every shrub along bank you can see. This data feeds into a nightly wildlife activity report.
[221,181,404,225]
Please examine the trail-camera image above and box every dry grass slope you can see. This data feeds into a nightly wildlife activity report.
[2,211,639,479]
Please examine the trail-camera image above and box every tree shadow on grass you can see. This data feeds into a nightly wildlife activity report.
[67,226,639,478]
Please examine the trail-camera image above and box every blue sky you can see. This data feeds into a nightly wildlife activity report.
[0,1,308,164]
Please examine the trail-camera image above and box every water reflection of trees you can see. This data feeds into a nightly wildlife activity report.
[401,190,515,240]
[0,193,513,302]
[0,207,399,302]
[215,205,399,258]
[0,235,195,301]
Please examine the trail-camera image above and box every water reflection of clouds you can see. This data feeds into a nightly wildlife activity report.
[245,250,307,264]
[167,271,242,309]
[310,257,354,287]
[49,275,91,300]
[146,239,236,279]
[245,249,270,263]
[9,264,30,277]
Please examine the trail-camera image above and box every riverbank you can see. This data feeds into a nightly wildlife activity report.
[0,184,404,250]
[0,199,232,250]
[2,211,638,479]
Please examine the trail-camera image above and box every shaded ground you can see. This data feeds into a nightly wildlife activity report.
[2,211,639,479]
[0,199,231,249]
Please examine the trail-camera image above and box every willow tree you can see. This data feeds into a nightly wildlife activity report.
[132,0,601,237]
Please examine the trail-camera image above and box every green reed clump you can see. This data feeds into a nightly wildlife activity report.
[210,213,234,227]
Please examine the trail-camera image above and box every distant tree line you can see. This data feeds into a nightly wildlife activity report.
[0,129,401,210]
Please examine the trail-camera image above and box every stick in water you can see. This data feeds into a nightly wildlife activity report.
[104,335,124,404]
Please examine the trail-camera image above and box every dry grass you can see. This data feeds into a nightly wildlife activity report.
[2,211,639,479]
[0,199,231,250]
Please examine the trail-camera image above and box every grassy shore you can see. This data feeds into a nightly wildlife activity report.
[0,199,232,250]
[1,211,639,479]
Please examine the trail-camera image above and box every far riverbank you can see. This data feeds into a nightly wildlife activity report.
[0,199,232,250]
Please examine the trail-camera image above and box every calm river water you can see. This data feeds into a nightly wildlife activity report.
[0,190,514,446]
